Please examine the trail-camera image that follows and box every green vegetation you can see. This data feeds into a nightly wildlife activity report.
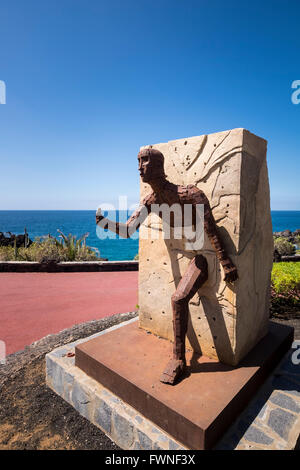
[0,246,15,261]
[0,231,100,263]
[295,235,300,254]
[273,236,295,256]
[271,262,300,295]
[271,262,300,313]
[56,230,100,261]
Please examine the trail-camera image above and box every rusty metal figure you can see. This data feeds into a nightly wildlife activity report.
[96,148,238,385]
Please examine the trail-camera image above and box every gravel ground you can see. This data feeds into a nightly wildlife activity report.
[0,308,298,450]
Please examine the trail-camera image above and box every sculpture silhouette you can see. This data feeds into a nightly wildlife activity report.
[96,148,238,384]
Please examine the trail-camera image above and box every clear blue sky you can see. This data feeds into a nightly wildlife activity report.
[0,0,299,210]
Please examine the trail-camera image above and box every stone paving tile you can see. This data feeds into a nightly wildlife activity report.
[137,430,152,450]
[94,397,112,434]
[243,425,274,445]
[267,408,297,441]
[269,391,300,413]
[112,413,135,449]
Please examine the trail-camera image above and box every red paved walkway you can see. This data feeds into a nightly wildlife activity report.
[0,272,138,355]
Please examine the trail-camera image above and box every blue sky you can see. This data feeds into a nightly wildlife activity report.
[0,0,299,210]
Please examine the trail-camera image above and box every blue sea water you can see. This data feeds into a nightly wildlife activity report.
[271,211,300,233]
[0,210,299,261]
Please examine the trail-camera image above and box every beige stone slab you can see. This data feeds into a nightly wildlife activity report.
[138,128,273,366]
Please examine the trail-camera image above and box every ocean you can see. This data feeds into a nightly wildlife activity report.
[0,210,299,261]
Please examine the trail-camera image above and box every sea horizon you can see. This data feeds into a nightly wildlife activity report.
[1,209,299,212]
[1,210,299,261]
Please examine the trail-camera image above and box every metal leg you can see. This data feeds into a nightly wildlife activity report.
[160,255,208,385]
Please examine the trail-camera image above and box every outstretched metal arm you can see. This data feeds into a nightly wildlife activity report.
[96,193,155,239]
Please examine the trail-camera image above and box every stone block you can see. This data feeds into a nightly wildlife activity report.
[268,408,297,440]
[62,369,75,402]
[71,381,93,420]
[133,442,143,450]
[269,391,300,413]
[112,413,135,449]
[46,356,63,396]
[94,397,112,434]
[137,430,152,450]
[138,128,273,365]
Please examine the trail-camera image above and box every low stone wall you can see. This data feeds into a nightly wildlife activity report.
[281,255,300,262]
[1,257,298,273]
[0,261,138,273]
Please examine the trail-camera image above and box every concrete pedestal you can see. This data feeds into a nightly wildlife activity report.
[75,320,293,449]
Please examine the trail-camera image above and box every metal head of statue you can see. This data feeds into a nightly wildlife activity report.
[138,148,166,183]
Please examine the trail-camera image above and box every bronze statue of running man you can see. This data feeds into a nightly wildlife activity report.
[96,148,238,385]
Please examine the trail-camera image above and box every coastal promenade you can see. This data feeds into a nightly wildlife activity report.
[0,272,138,355]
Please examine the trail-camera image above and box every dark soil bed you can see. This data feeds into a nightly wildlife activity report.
[271,303,300,338]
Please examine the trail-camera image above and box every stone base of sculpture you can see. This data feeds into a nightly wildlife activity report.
[74,320,293,450]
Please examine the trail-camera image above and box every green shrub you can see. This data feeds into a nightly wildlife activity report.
[273,237,295,256]
[75,247,99,261]
[271,262,300,293]
[18,238,67,263]
[0,246,15,261]
[56,230,99,261]
[271,262,300,307]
